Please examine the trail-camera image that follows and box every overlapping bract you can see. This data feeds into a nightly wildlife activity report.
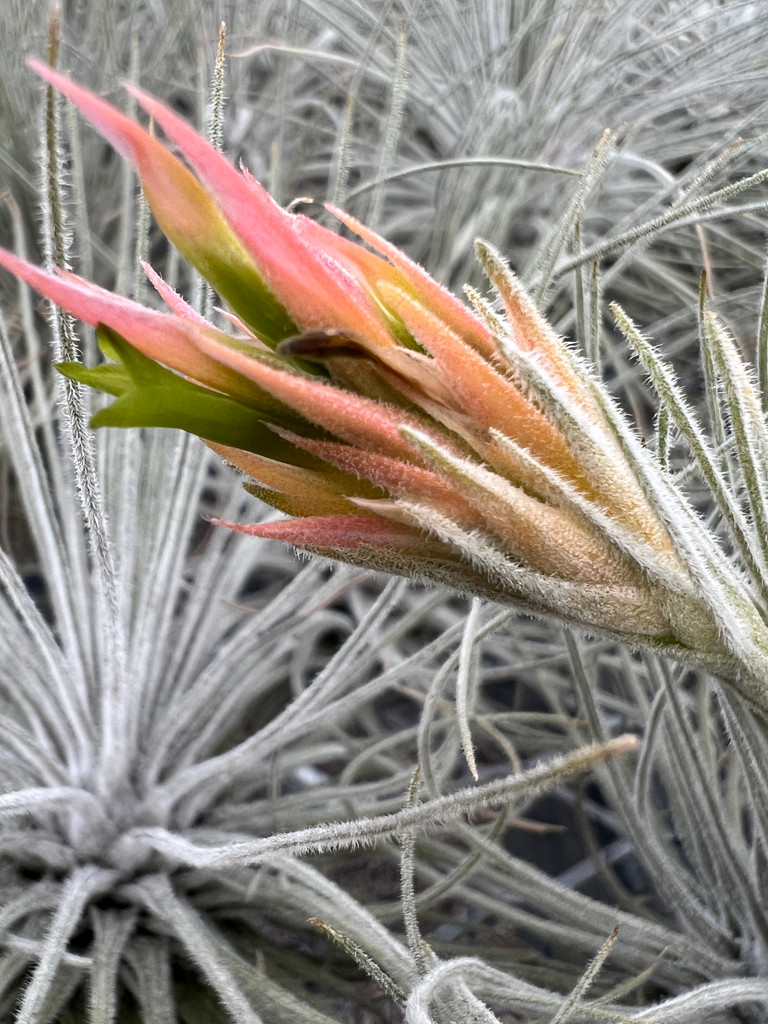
[0,62,717,649]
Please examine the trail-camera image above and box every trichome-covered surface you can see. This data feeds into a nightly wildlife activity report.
[1,1,768,1022]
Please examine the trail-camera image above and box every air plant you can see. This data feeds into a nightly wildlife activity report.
[2,61,768,716]
[0,43,657,1023]
[3,7,768,1022]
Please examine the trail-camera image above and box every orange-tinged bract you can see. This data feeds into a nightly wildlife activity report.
[0,61,725,655]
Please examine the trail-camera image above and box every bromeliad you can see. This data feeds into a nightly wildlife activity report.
[0,61,739,672]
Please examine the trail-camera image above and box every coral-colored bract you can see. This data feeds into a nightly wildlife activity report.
[0,61,711,649]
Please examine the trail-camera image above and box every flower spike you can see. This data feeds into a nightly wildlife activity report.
[1,62,742,673]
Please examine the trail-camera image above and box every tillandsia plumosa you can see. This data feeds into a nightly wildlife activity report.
[4,60,768,710]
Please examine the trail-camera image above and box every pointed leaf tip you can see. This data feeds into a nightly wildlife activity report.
[28,60,297,343]
[212,514,427,551]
